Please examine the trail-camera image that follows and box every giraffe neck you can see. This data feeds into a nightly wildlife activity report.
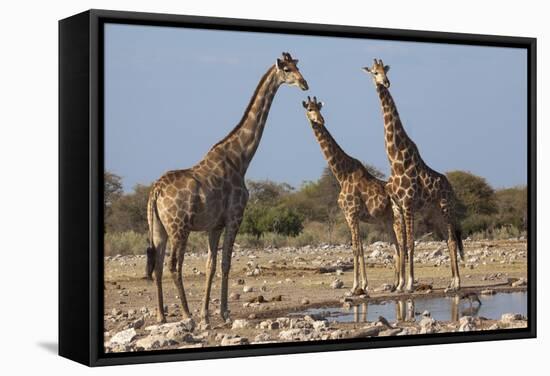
[310,121,353,183]
[205,66,280,175]
[376,84,416,169]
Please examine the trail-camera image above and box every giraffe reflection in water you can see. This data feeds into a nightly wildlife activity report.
[341,295,482,323]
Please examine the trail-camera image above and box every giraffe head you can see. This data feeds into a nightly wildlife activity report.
[362,58,391,88]
[274,52,309,90]
[302,96,325,126]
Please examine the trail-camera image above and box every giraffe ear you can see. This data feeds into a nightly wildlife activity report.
[275,58,283,71]
[384,65,390,73]
[318,102,324,109]
[362,66,371,73]
[302,100,308,109]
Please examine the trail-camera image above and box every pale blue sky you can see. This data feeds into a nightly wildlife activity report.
[104,23,527,192]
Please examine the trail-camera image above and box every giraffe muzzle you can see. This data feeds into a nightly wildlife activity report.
[299,79,309,91]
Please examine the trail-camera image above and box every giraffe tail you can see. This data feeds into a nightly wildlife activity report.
[455,229,464,261]
[145,187,158,282]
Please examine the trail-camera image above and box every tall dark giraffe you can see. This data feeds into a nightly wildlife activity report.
[302,96,399,295]
[146,52,308,326]
[363,59,463,292]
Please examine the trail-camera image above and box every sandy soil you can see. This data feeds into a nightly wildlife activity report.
[103,238,528,352]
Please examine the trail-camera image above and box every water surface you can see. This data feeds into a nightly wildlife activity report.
[295,292,527,323]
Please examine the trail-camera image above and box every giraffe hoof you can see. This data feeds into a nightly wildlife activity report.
[351,287,365,296]
[220,310,232,323]
[157,315,167,324]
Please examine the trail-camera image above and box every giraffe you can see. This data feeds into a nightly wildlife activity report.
[302,96,400,295]
[362,58,464,293]
[145,52,308,325]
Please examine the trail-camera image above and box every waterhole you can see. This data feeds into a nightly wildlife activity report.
[295,292,527,322]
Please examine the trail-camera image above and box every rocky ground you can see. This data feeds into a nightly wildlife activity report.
[103,238,528,353]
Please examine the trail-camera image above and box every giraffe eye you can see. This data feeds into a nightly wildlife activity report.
[374,72,378,75]
[283,67,290,72]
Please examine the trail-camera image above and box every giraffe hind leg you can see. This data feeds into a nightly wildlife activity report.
[153,236,167,323]
[438,201,461,291]
[170,231,192,320]
[150,211,168,323]
[200,228,223,327]
[219,219,243,323]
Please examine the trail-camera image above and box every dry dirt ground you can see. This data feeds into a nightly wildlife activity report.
[103,238,528,352]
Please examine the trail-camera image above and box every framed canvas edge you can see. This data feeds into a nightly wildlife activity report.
[58,8,537,367]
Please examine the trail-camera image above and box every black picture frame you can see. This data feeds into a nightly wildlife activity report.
[59,8,537,367]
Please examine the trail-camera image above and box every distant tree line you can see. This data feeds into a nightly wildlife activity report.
[103,167,526,254]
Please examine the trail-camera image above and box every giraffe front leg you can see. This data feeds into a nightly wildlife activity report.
[388,224,400,292]
[358,234,369,295]
[199,228,223,328]
[346,216,364,296]
[404,208,415,293]
[351,252,359,294]
[391,201,406,293]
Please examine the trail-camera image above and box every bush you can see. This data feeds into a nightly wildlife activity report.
[104,231,148,256]
[447,171,497,218]
[264,207,304,237]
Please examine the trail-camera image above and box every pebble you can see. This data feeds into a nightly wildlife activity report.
[330,279,344,289]
[243,286,254,293]
[512,278,527,287]
[230,292,241,301]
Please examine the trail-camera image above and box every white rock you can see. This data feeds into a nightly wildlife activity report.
[419,317,438,334]
[330,279,344,289]
[221,336,249,346]
[109,328,136,346]
[512,278,527,287]
[135,335,177,350]
[232,319,250,330]
[459,316,476,332]
[501,313,525,323]
[370,249,382,258]
[312,320,329,330]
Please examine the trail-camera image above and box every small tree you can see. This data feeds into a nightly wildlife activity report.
[104,171,123,224]
[240,204,267,239]
[495,186,527,230]
[106,184,151,233]
[265,207,304,237]
[446,170,497,234]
